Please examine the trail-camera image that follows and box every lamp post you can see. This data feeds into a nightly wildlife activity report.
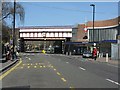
[90,4,95,42]
[12,0,16,59]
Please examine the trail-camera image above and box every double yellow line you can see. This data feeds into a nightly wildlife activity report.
[0,59,22,80]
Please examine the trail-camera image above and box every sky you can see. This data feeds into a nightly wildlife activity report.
[15,1,119,27]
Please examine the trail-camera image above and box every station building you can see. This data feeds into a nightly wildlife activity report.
[68,16,120,59]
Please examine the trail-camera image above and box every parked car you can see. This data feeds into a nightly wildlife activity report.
[82,50,92,58]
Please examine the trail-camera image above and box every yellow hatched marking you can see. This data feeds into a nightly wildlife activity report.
[61,78,67,82]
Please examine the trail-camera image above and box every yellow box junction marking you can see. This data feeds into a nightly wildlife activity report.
[0,60,22,80]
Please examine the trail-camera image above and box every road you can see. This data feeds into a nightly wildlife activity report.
[1,53,119,89]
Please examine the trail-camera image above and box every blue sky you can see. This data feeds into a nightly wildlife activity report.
[17,2,118,27]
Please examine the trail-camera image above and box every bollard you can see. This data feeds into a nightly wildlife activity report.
[69,52,72,55]
[106,53,108,62]
[66,52,68,55]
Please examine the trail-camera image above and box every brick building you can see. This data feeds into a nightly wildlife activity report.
[71,16,120,59]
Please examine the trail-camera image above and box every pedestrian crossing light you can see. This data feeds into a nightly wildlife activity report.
[83,36,88,39]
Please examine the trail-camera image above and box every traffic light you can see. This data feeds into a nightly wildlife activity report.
[18,37,24,52]
[83,36,88,39]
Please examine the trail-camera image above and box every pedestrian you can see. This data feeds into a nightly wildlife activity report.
[92,47,97,60]
[5,43,11,60]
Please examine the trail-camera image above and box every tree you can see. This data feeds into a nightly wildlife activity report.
[1,1,25,43]
[2,1,25,23]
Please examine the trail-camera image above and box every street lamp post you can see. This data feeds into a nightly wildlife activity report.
[13,0,16,59]
[90,4,95,42]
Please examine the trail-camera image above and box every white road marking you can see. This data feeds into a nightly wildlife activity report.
[107,64,119,68]
[29,58,31,60]
[66,62,69,64]
[79,67,86,71]
[106,79,120,86]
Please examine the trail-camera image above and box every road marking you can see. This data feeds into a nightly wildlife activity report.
[36,63,38,65]
[40,66,42,68]
[107,64,119,68]
[43,66,46,68]
[61,78,67,82]
[57,72,61,76]
[70,86,75,90]
[21,67,23,69]
[31,64,33,65]
[27,64,30,65]
[28,58,31,60]
[22,64,25,66]
[34,66,37,68]
[27,66,30,68]
[66,62,69,64]
[54,69,56,71]
[79,67,86,71]
[51,66,54,68]
[106,79,120,86]
[0,60,22,80]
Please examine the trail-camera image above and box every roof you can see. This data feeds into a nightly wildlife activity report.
[87,16,120,27]
[18,25,73,29]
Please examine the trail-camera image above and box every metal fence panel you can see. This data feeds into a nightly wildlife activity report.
[111,44,119,60]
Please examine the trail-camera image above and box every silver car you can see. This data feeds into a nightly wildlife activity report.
[82,51,92,58]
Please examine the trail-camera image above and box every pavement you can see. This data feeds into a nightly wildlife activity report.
[0,58,19,73]
[69,55,119,66]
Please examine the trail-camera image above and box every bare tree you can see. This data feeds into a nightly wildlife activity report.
[2,1,25,23]
[1,1,25,43]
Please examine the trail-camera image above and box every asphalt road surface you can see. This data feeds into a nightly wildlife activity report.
[1,53,119,89]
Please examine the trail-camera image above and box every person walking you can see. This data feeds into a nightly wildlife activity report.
[5,43,11,61]
[92,47,97,60]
